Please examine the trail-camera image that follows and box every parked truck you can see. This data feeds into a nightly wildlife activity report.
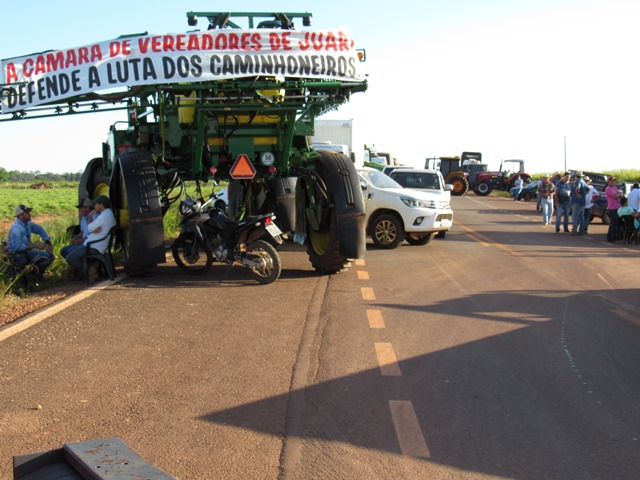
[312,118,354,159]
[0,11,369,275]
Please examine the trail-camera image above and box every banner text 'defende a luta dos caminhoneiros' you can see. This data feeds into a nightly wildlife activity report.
[0,29,364,113]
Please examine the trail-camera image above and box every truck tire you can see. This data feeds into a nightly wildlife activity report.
[110,148,166,276]
[301,151,366,273]
[474,181,493,196]
[370,213,405,249]
[79,157,110,202]
[523,192,533,201]
[448,175,469,196]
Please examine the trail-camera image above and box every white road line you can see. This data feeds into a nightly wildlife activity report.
[374,342,401,376]
[366,309,385,329]
[389,400,430,458]
[0,277,122,342]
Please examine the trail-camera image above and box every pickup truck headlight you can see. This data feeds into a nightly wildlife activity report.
[401,196,433,209]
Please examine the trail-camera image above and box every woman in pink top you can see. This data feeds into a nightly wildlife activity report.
[605,177,624,242]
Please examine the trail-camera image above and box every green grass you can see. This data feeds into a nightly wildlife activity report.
[0,185,78,228]
[1,180,228,298]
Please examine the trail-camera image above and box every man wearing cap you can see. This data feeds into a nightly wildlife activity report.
[627,182,640,212]
[60,198,94,260]
[537,174,555,226]
[6,204,55,282]
[65,196,117,283]
[570,171,588,235]
[554,172,572,233]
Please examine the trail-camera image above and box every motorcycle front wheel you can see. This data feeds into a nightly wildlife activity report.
[245,240,282,284]
[172,232,213,275]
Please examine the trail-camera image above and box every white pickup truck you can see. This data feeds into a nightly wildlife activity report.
[357,167,454,248]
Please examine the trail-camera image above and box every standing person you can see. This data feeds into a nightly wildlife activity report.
[583,176,598,234]
[6,204,55,282]
[65,196,117,283]
[537,174,555,226]
[605,177,624,242]
[570,171,588,235]
[554,172,572,233]
[60,198,94,259]
[627,183,640,212]
[513,175,523,201]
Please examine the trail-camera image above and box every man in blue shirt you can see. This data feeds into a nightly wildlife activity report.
[65,196,117,283]
[61,198,94,259]
[570,171,588,235]
[555,172,572,233]
[6,204,55,281]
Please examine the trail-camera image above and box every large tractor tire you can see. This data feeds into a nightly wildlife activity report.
[474,181,493,196]
[298,151,366,274]
[448,175,469,196]
[79,157,110,202]
[110,148,166,276]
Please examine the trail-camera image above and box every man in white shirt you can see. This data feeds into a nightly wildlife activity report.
[627,183,640,212]
[65,196,117,283]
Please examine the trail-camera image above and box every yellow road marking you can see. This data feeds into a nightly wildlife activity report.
[457,221,520,256]
[374,342,402,376]
[367,309,385,329]
[357,270,370,280]
[613,309,640,327]
[389,400,431,458]
[355,259,366,266]
[361,287,376,300]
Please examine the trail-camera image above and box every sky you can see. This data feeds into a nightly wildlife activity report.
[1,0,638,175]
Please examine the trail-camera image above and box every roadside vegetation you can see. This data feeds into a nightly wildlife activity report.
[0,179,226,315]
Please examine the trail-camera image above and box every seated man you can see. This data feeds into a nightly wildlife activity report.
[61,197,94,259]
[65,196,117,283]
[6,204,55,282]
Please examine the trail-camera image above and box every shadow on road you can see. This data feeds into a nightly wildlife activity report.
[197,287,640,478]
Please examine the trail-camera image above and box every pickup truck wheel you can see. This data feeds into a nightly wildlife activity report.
[436,231,446,239]
[524,192,533,201]
[474,181,492,196]
[601,210,610,225]
[406,232,433,245]
[371,214,405,249]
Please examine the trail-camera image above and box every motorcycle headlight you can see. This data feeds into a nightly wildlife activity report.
[179,198,194,216]
[401,196,432,209]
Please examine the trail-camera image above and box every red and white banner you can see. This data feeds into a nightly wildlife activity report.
[0,28,364,113]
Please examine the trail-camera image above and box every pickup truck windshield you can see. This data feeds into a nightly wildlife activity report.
[359,169,401,189]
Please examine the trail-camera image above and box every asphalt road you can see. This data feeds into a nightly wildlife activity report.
[1,195,639,479]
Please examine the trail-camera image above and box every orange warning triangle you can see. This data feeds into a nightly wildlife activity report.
[230,154,257,179]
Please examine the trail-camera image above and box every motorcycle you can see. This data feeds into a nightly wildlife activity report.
[172,194,283,284]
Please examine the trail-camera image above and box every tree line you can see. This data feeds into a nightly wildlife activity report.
[0,166,82,183]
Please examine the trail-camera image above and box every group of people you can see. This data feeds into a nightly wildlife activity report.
[604,179,640,242]
[535,171,640,241]
[5,196,116,284]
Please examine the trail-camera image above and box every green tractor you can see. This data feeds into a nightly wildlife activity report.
[1,11,368,275]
